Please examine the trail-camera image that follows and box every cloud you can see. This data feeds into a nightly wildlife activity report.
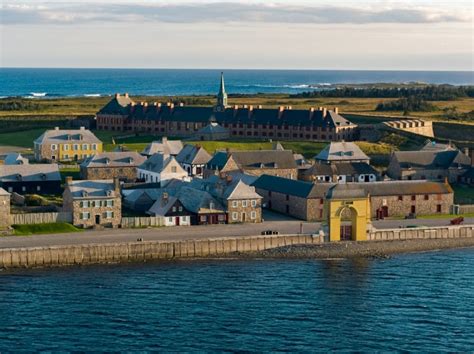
[1,1,471,25]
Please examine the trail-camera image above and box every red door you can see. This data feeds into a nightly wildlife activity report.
[175,217,180,226]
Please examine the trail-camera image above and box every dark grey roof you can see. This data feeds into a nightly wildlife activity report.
[34,128,101,145]
[326,184,368,199]
[67,179,118,199]
[3,153,29,165]
[176,145,212,165]
[197,122,229,134]
[305,162,378,176]
[98,97,356,129]
[81,151,146,168]
[207,151,228,170]
[231,150,297,170]
[141,138,183,156]
[253,175,453,199]
[0,164,61,182]
[393,150,470,169]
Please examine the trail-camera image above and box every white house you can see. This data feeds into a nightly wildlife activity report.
[137,153,188,187]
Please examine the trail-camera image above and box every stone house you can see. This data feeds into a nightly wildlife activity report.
[386,148,471,182]
[34,127,103,162]
[252,174,454,221]
[300,161,379,183]
[141,137,183,157]
[147,190,194,226]
[314,142,370,164]
[0,188,11,230]
[63,177,122,228]
[0,164,62,195]
[190,174,263,224]
[204,150,298,179]
[137,153,189,187]
[80,151,146,181]
[176,144,212,178]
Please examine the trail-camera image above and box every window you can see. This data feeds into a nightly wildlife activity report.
[251,200,257,207]
[92,144,97,150]
[37,186,41,191]
[63,144,69,151]
[82,144,88,150]
[218,214,226,221]
[105,211,114,219]
[106,200,114,207]
[94,200,101,208]
[64,154,69,160]
[424,195,429,201]
[320,198,324,205]
[251,211,256,219]
[411,205,416,214]
[51,144,57,151]
[171,166,177,173]
[232,212,238,220]
[8,187,13,193]
[73,144,79,151]
[398,196,403,201]
[242,200,248,207]
[411,195,416,201]
[200,215,207,222]
[232,201,238,207]
[286,205,290,213]
[172,207,177,212]
[81,212,90,220]
[286,194,290,201]
[437,204,442,213]
[81,200,89,208]
[182,216,187,222]
[22,186,26,192]
[178,206,183,212]
[168,217,173,222]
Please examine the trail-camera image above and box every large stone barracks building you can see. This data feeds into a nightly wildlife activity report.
[96,74,358,141]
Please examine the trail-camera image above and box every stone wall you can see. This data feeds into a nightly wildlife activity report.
[0,194,11,229]
[0,234,324,269]
[227,199,262,224]
[369,225,474,241]
[81,166,138,182]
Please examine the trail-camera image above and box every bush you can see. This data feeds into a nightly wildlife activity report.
[12,223,82,236]
[375,97,436,112]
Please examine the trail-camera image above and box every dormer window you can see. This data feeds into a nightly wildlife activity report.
[82,191,88,197]
[16,174,22,181]
[41,173,47,180]
[105,158,110,165]
[209,202,215,210]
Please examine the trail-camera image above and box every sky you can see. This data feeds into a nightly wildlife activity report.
[1,0,473,70]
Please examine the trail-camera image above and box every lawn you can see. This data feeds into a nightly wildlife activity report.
[0,128,44,149]
[60,167,81,183]
[12,222,82,236]
[452,184,474,205]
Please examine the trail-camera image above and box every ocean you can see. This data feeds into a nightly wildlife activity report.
[1,68,473,98]
[0,249,473,351]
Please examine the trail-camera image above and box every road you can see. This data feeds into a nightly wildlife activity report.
[0,214,472,249]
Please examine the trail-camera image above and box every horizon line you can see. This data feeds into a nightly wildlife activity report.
[1,67,473,73]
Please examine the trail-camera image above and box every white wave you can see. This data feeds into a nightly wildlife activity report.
[30,92,47,97]
[235,83,315,89]
[84,94,101,97]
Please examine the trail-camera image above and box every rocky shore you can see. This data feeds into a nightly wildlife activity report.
[228,238,474,260]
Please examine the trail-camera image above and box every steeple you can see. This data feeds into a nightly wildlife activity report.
[215,72,228,112]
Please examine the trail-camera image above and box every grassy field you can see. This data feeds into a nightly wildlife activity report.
[452,184,474,205]
[12,222,82,236]
[0,95,473,123]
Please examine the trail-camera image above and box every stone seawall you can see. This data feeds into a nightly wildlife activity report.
[0,234,324,269]
[369,225,474,241]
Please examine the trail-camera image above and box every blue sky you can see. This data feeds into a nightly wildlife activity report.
[1,0,472,70]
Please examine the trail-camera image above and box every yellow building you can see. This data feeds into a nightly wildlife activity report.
[324,184,371,242]
[34,127,103,162]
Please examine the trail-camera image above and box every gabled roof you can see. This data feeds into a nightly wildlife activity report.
[176,145,212,165]
[175,186,225,214]
[422,141,456,151]
[138,154,184,174]
[66,179,118,199]
[0,187,10,196]
[0,164,61,182]
[305,162,378,176]
[197,122,229,134]
[230,150,297,170]
[252,175,329,198]
[315,142,369,162]
[223,179,262,200]
[207,151,229,170]
[147,191,179,216]
[97,94,134,115]
[392,150,470,169]
[34,128,102,145]
[141,138,183,156]
[81,151,146,168]
[3,153,29,165]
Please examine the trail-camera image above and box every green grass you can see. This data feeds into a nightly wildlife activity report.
[417,213,474,219]
[12,222,82,236]
[452,184,474,205]
[60,167,81,183]
[0,128,44,148]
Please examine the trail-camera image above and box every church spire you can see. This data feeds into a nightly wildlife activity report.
[215,72,228,112]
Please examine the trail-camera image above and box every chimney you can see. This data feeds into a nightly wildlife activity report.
[278,106,285,119]
[286,106,292,110]
[54,127,60,130]
[463,147,469,157]
[322,108,327,118]
[257,105,262,109]
[248,105,254,119]
[169,103,175,112]
[161,192,169,206]
[125,93,129,98]
[179,102,184,107]
[162,137,168,143]
[113,177,120,192]
[65,176,73,185]
[115,93,120,99]
[309,107,315,119]
[233,105,239,118]
[334,107,339,114]
[80,126,85,130]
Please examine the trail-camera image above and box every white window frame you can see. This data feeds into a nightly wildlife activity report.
[232,212,238,221]
[242,200,248,207]
[251,211,257,219]
[106,200,114,207]
[51,144,57,151]
[232,201,238,208]
[92,144,97,151]
[82,144,89,150]
[73,144,79,151]
[251,200,257,207]
[36,186,41,191]
[81,212,90,220]
[105,211,114,219]
[63,144,69,151]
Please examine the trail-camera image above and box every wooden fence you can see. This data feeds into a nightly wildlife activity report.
[459,205,474,214]
[11,212,73,225]
[121,216,164,228]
